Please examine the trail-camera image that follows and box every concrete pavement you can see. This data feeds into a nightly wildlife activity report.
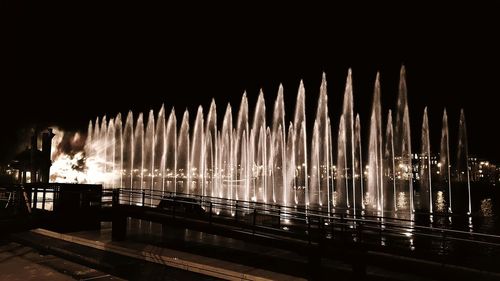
[0,241,121,281]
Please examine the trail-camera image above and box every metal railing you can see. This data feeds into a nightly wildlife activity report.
[107,188,500,258]
[2,183,103,214]
[1,185,32,215]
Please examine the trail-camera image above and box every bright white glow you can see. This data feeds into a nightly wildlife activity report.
[50,128,115,184]
[45,69,472,220]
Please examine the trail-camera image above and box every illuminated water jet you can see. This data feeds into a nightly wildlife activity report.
[52,66,474,218]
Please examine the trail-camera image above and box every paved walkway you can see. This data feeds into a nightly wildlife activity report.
[30,227,305,281]
[11,219,500,280]
[0,240,121,281]
[23,221,436,281]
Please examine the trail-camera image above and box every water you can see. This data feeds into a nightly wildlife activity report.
[311,74,330,209]
[418,107,432,213]
[293,82,307,206]
[383,110,396,213]
[354,114,363,212]
[457,109,472,215]
[394,66,414,216]
[439,109,452,213]
[367,72,383,212]
[178,110,189,194]
[81,66,480,221]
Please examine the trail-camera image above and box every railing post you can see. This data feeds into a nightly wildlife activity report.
[112,189,120,207]
[379,218,383,237]
[252,208,257,234]
[209,202,213,225]
[308,217,312,245]
[319,216,324,241]
[331,217,335,238]
[53,187,58,211]
[235,200,238,221]
[42,188,46,210]
[33,187,38,210]
[142,190,145,207]
[278,208,281,228]
[357,222,363,243]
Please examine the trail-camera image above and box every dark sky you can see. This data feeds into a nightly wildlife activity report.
[2,3,499,163]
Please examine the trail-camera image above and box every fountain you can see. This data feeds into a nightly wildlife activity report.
[456,109,472,215]
[178,110,189,194]
[154,106,165,195]
[383,110,396,213]
[439,109,452,213]
[123,111,133,190]
[82,66,475,218]
[367,72,383,212]
[311,74,331,210]
[293,82,307,206]
[354,114,363,212]
[419,107,432,213]
[394,66,414,216]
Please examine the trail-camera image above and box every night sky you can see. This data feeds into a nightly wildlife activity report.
[2,3,499,163]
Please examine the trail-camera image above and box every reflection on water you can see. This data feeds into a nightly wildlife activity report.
[119,192,500,262]
[481,199,493,217]
[397,192,408,210]
[436,191,446,213]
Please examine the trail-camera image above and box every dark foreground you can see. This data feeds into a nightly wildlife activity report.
[3,220,500,281]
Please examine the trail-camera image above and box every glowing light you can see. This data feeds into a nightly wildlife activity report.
[46,69,473,219]
[49,128,117,185]
[436,191,446,212]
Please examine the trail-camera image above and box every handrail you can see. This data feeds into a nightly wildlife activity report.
[105,187,471,225]
[108,187,500,245]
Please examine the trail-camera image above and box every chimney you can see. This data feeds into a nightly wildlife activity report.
[40,128,55,183]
